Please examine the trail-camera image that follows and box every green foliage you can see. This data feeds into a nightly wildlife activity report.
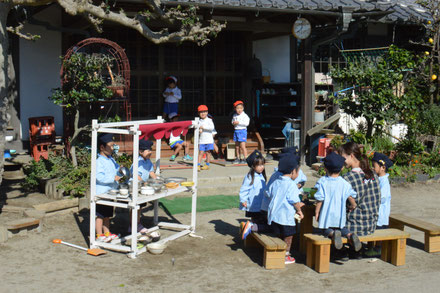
[49,53,114,114]
[396,136,425,154]
[329,135,344,149]
[371,135,395,153]
[98,114,121,123]
[331,45,424,137]
[22,159,52,190]
[348,129,368,145]
[57,148,91,196]
[115,152,133,168]
[414,104,440,136]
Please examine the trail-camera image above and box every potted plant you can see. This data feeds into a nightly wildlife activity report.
[107,74,126,98]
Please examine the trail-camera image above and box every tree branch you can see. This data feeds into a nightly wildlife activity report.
[1,0,53,6]
[7,23,40,40]
[56,0,225,45]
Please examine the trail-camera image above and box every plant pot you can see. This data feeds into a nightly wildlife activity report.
[107,86,124,98]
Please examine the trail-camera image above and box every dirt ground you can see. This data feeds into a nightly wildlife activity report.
[1,182,440,293]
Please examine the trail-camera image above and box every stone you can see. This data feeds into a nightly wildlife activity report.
[24,209,46,219]
[78,197,90,212]
[0,226,8,243]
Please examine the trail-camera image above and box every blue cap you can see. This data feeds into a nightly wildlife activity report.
[281,147,299,155]
[372,152,393,170]
[98,133,114,145]
[246,149,263,168]
[278,154,299,174]
[139,139,153,151]
[323,152,345,173]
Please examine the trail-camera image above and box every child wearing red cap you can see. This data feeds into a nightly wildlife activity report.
[197,105,215,171]
[232,100,250,164]
[162,76,182,119]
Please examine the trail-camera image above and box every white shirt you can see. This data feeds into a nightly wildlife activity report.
[198,117,215,144]
[163,87,182,103]
[169,131,182,145]
[232,112,250,130]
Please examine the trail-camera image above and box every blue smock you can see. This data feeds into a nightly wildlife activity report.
[239,172,266,212]
[261,168,282,212]
[377,173,391,226]
[130,156,154,182]
[96,154,120,195]
[314,176,357,229]
[267,176,301,226]
[293,169,307,193]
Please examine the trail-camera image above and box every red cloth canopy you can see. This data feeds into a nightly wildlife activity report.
[139,121,193,140]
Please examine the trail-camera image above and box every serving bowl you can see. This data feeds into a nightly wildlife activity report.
[119,188,129,195]
[147,242,167,255]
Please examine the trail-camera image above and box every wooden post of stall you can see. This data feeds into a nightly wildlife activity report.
[301,38,313,164]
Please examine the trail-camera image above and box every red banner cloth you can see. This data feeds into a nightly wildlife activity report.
[139,121,193,140]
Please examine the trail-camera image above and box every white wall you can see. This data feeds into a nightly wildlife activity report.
[253,36,290,83]
[19,6,63,140]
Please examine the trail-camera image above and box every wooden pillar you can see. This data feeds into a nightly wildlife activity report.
[244,33,253,116]
[301,38,313,163]
[290,36,297,83]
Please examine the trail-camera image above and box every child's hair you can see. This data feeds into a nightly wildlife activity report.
[248,157,267,185]
[338,142,374,180]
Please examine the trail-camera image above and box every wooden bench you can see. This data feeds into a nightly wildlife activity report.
[389,213,440,253]
[244,232,287,269]
[304,229,410,273]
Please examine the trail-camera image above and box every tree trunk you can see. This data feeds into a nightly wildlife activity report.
[366,118,374,139]
[69,108,81,167]
[0,5,12,187]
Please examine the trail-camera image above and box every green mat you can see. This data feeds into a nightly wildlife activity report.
[159,195,239,215]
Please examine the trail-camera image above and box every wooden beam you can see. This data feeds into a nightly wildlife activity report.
[251,32,290,41]
[226,21,292,33]
[290,35,298,82]
[301,38,313,163]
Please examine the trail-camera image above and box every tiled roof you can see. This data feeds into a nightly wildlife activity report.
[163,0,430,23]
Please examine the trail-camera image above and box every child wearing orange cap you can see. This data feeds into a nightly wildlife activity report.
[197,105,215,171]
[232,100,250,164]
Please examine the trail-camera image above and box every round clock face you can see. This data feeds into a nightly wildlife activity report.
[292,18,311,39]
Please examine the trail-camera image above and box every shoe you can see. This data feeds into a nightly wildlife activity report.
[97,234,110,243]
[285,255,296,264]
[232,159,240,164]
[150,231,161,242]
[240,222,245,234]
[334,249,349,262]
[201,165,210,170]
[183,154,193,161]
[239,159,246,164]
[170,155,176,161]
[137,223,149,235]
[333,230,343,250]
[104,232,119,242]
[351,234,362,252]
[241,221,252,240]
[139,235,152,243]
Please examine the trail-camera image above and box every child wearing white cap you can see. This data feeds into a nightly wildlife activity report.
[163,76,182,119]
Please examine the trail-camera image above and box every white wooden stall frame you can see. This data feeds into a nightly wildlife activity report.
[89,116,200,258]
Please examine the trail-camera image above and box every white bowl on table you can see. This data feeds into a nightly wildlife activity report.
[119,188,129,195]
[140,186,155,195]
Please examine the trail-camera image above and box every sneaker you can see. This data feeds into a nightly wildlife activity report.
[285,255,296,264]
[201,165,210,170]
[241,221,252,240]
[137,223,149,235]
[97,234,110,243]
[183,154,193,161]
[239,159,246,164]
[232,159,240,164]
[170,155,176,161]
[333,249,349,262]
[350,234,362,252]
[105,232,119,241]
[333,230,343,250]
[364,247,381,258]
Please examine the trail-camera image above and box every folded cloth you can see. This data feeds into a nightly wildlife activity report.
[140,121,192,140]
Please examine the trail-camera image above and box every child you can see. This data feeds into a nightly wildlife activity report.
[372,152,393,229]
[239,150,266,224]
[314,152,361,253]
[168,112,192,161]
[162,76,182,119]
[281,147,307,193]
[208,114,220,158]
[245,154,304,264]
[95,133,120,242]
[129,139,157,235]
[365,152,393,257]
[231,100,250,164]
[197,105,215,171]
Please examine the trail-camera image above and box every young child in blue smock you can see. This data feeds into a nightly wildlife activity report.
[314,152,361,252]
[129,139,157,235]
[366,152,393,256]
[247,154,304,264]
[95,133,121,243]
[260,147,300,217]
[239,150,266,230]
[281,147,307,192]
